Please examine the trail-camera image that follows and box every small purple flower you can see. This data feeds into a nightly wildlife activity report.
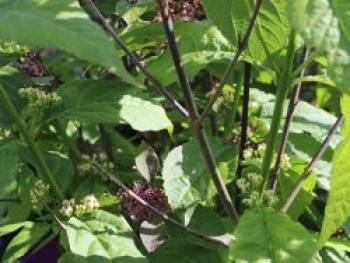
[21,62,45,77]
[120,181,170,221]
[41,49,56,57]
[25,50,40,61]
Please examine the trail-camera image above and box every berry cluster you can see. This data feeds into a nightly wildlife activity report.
[154,0,205,22]
[120,181,170,221]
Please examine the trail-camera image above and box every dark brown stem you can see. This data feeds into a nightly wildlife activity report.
[280,115,344,213]
[156,0,239,224]
[199,0,263,122]
[271,47,309,192]
[82,0,189,118]
[0,197,20,203]
[91,160,231,247]
[238,63,252,177]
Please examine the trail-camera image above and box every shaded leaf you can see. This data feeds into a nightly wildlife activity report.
[0,141,18,197]
[149,239,223,263]
[140,219,166,253]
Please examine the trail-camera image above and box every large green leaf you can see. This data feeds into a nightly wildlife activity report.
[0,0,134,84]
[201,0,289,63]
[232,208,319,262]
[66,210,147,262]
[287,0,340,50]
[320,95,350,244]
[2,222,50,263]
[162,137,238,210]
[56,80,172,132]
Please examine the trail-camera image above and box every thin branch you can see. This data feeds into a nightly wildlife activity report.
[156,0,239,224]
[91,160,231,248]
[82,0,189,118]
[271,47,309,192]
[280,115,344,213]
[32,189,67,231]
[199,0,263,122]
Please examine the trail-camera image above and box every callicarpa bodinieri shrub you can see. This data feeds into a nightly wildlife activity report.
[0,0,349,262]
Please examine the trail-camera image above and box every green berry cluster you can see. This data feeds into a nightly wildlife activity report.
[18,87,62,111]
[30,180,50,211]
[59,194,100,218]
[237,173,279,208]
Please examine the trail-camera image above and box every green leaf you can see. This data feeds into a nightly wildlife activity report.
[232,208,319,262]
[162,137,238,210]
[326,0,350,95]
[0,141,18,196]
[278,162,316,220]
[2,222,50,263]
[0,222,29,236]
[66,210,147,262]
[260,100,342,146]
[56,80,172,132]
[287,0,340,50]
[4,166,36,224]
[115,0,155,25]
[147,21,234,86]
[45,152,74,193]
[186,205,231,248]
[149,239,223,263]
[0,66,27,126]
[0,0,134,84]
[286,133,334,190]
[320,95,350,244]
[331,0,350,43]
[201,0,289,63]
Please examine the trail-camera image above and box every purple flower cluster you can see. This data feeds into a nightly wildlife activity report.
[20,50,45,77]
[154,0,206,22]
[120,181,170,221]
[21,62,45,78]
